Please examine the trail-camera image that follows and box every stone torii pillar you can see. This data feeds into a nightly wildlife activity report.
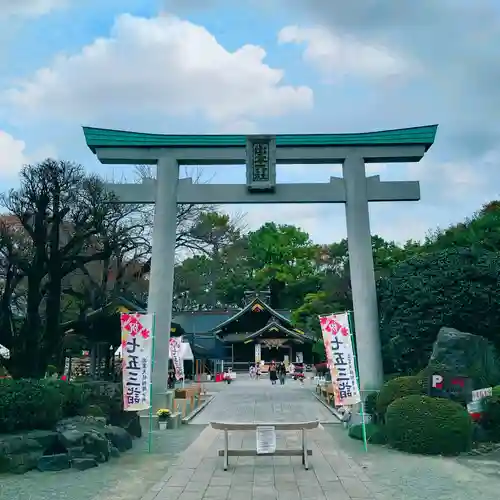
[83,125,438,400]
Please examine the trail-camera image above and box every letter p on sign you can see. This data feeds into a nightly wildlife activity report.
[432,374,444,389]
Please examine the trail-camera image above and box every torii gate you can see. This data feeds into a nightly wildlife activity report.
[83,124,437,409]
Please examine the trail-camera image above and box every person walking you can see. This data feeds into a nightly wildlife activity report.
[269,362,278,385]
[278,362,286,385]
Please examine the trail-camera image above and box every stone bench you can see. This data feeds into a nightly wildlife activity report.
[210,420,319,471]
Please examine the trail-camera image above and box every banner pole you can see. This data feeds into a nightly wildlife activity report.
[148,313,157,454]
[347,310,368,453]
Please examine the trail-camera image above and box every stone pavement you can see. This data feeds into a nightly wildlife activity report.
[139,376,500,500]
[191,376,338,424]
[142,378,377,499]
[143,425,382,500]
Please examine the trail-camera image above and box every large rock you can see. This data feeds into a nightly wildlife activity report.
[109,411,142,438]
[72,457,98,471]
[56,417,111,463]
[0,434,45,474]
[104,426,132,452]
[82,431,110,463]
[37,453,70,472]
[426,327,500,389]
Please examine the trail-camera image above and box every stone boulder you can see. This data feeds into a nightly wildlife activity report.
[56,417,111,463]
[109,411,142,438]
[104,426,132,452]
[1,416,135,474]
[37,453,70,472]
[0,431,57,474]
[426,327,500,389]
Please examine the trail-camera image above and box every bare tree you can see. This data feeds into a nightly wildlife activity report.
[0,159,156,376]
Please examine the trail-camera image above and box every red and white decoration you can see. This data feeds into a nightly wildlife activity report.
[319,312,361,407]
[120,313,154,411]
[169,336,185,380]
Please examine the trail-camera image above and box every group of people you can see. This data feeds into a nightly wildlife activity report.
[250,361,298,385]
[269,362,287,385]
[249,364,261,379]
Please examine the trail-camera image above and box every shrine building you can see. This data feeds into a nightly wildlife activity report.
[173,295,315,370]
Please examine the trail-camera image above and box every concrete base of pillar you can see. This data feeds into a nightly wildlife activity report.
[151,390,175,413]
[167,412,182,429]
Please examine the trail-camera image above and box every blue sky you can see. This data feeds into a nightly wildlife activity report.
[0,0,499,244]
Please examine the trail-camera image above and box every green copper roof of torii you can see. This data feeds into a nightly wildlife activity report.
[83,125,438,153]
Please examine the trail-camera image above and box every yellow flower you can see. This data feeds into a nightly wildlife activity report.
[156,408,171,418]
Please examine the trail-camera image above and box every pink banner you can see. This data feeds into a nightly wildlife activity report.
[120,313,154,411]
[319,312,360,407]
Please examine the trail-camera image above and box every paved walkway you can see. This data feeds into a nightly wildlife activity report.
[191,377,338,424]
[140,376,500,500]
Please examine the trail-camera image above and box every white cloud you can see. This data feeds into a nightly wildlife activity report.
[0,130,57,179]
[0,131,28,178]
[278,25,413,81]
[0,0,66,18]
[4,14,313,128]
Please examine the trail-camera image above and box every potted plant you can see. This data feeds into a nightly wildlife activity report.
[157,409,171,430]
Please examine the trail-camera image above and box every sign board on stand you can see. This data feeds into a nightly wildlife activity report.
[256,426,276,454]
[428,373,472,402]
[472,387,492,402]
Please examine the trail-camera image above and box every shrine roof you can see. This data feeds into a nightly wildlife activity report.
[83,125,438,152]
[245,321,314,343]
[211,297,293,333]
[220,321,313,344]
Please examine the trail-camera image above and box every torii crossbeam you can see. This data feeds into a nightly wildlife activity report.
[83,125,438,410]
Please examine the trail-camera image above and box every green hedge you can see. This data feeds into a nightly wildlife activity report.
[0,379,64,433]
[376,376,426,421]
[480,385,500,442]
[385,395,473,455]
[0,379,95,433]
[42,379,90,417]
[364,392,379,422]
[348,423,387,445]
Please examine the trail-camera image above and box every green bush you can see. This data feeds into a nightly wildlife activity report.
[42,380,90,417]
[348,423,387,445]
[480,384,500,442]
[79,381,123,421]
[364,392,379,422]
[376,376,426,420]
[385,395,473,455]
[0,379,64,433]
[82,404,106,417]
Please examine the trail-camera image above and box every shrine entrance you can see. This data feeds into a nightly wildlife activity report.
[83,124,437,408]
[211,295,314,369]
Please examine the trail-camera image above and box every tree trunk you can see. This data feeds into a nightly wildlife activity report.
[44,182,63,370]
[0,268,15,350]
[12,272,44,378]
[44,276,63,369]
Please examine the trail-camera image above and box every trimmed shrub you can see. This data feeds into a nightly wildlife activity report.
[79,381,123,421]
[480,384,500,442]
[348,423,387,445]
[364,392,379,422]
[82,404,106,417]
[42,379,90,417]
[386,395,473,455]
[376,376,426,421]
[0,379,63,433]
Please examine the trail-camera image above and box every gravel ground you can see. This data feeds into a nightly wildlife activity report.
[323,423,500,500]
[0,424,206,500]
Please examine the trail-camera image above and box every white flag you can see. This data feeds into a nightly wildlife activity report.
[120,313,154,411]
[319,312,361,406]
